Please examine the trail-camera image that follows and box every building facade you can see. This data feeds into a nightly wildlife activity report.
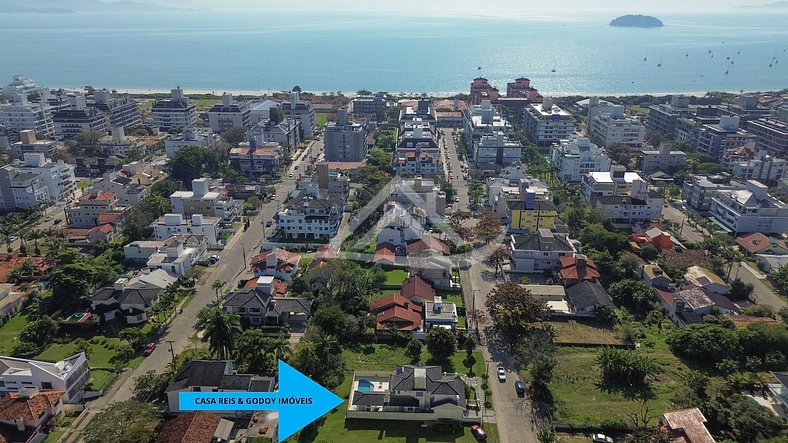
[324,108,368,162]
[207,93,251,133]
[550,137,612,182]
[89,89,141,129]
[710,180,788,235]
[281,87,315,137]
[589,111,645,148]
[523,98,575,146]
[151,87,197,131]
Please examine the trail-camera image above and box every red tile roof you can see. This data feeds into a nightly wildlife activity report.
[373,244,396,264]
[558,256,600,283]
[407,236,450,256]
[736,232,771,254]
[730,315,780,328]
[662,408,715,443]
[401,275,435,302]
[375,306,423,331]
[0,253,55,284]
[89,223,114,234]
[369,294,422,314]
[155,411,221,443]
[0,391,64,422]
[78,191,116,201]
[96,213,123,225]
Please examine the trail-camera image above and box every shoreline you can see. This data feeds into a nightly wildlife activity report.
[99,86,765,98]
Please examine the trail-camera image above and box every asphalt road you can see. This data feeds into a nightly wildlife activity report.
[733,261,787,311]
[67,140,321,441]
[661,205,708,245]
[441,128,470,213]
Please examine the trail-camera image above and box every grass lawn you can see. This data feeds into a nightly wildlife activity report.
[546,320,625,346]
[291,345,498,443]
[384,269,408,286]
[315,113,329,127]
[77,180,92,190]
[43,430,66,443]
[548,337,701,426]
[0,312,31,354]
[299,252,315,268]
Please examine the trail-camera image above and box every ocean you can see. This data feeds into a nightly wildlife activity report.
[0,10,786,95]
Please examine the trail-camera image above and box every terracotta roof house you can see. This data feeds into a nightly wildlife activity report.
[655,285,737,327]
[406,236,450,256]
[373,243,397,267]
[659,408,716,443]
[0,253,54,283]
[250,248,301,282]
[0,388,64,433]
[155,411,233,443]
[308,244,340,269]
[370,294,422,331]
[401,275,436,304]
[557,255,600,287]
[736,232,788,256]
[631,227,685,252]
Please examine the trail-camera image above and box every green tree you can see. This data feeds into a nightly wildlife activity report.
[606,142,634,166]
[221,127,247,146]
[73,131,106,157]
[772,264,788,294]
[309,304,349,338]
[608,279,654,310]
[640,244,659,261]
[616,252,642,279]
[234,329,276,373]
[307,260,375,315]
[729,397,785,443]
[19,315,58,347]
[49,261,119,310]
[166,145,221,189]
[596,347,659,386]
[198,307,241,360]
[668,324,742,363]
[132,370,170,401]
[83,400,162,443]
[405,338,423,363]
[473,211,501,244]
[425,327,457,362]
[211,279,225,302]
[289,333,345,389]
[486,283,547,341]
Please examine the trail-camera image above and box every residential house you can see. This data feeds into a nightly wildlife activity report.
[377,202,428,247]
[151,214,221,249]
[250,248,301,282]
[73,156,120,178]
[93,171,147,206]
[165,360,276,414]
[124,240,166,262]
[369,294,422,332]
[207,93,250,133]
[146,235,208,277]
[0,353,89,403]
[276,185,344,240]
[389,176,447,217]
[408,255,455,291]
[557,255,600,287]
[4,152,75,203]
[401,275,436,305]
[90,278,163,324]
[155,411,234,443]
[641,264,673,290]
[65,192,126,228]
[0,285,26,326]
[152,87,197,131]
[731,151,787,185]
[347,364,468,422]
[755,255,788,273]
[0,253,55,284]
[521,285,571,316]
[422,297,458,330]
[631,227,685,252]
[659,408,716,443]
[406,236,450,256]
[373,243,397,267]
[565,281,612,317]
[8,130,58,160]
[655,285,737,326]
[509,230,578,274]
[229,142,281,177]
[169,178,241,225]
[523,98,575,146]
[582,170,664,229]
[550,137,612,182]
[0,388,64,438]
[637,142,687,175]
[308,245,340,270]
[684,266,730,295]
[709,180,788,235]
[736,232,788,256]
[222,287,313,327]
[164,126,220,158]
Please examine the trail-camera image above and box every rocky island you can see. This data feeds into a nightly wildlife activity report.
[609,15,664,28]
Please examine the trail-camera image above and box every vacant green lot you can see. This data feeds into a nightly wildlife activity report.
[384,269,409,286]
[0,312,30,354]
[291,344,497,442]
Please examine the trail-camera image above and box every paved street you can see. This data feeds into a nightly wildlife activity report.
[661,205,707,245]
[66,140,321,442]
[441,128,470,213]
[733,261,787,311]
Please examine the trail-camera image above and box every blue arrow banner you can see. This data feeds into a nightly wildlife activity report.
[179,360,343,441]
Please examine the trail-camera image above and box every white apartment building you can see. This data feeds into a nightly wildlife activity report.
[697,115,758,159]
[229,142,281,176]
[277,185,344,240]
[710,180,788,235]
[151,87,197,131]
[0,166,50,211]
[682,174,744,212]
[550,137,612,182]
[88,89,141,129]
[582,170,664,228]
[394,120,441,176]
[164,126,220,158]
[475,132,522,169]
[151,213,220,248]
[65,192,125,228]
[248,100,281,126]
[208,92,251,133]
[637,142,688,175]
[731,151,787,185]
[52,95,108,140]
[93,171,147,206]
[9,130,58,160]
[389,176,447,217]
[281,87,315,137]
[169,178,241,224]
[0,352,90,403]
[146,234,208,277]
[98,127,145,157]
[0,95,55,138]
[589,110,646,148]
[523,97,575,146]
[1,75,44,101]
[462,100,513,158]
[15,153,76,202]
[246,118,301,155]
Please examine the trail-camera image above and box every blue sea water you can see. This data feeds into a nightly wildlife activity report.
[0,10,786,95]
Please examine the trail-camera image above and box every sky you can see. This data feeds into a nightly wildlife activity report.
[158,0,777,15]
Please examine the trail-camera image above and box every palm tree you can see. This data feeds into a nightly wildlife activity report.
[270,333,292,362]
[198,307,241,360]
[234,329,276,373]
[28,229,43,256]
[0,223,15,253]
[211,279,225,303]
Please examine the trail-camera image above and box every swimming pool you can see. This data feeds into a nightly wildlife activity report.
[357,379,374,392]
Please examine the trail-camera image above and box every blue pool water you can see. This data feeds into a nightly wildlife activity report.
[357,379,374,392]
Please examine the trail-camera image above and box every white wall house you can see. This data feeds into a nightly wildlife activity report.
[151,213,220,248]
[146,234,208,277]
[509,230,579,274]
[169,178,241,224]
[0,352,90,403]
[710,180,788,235]
[164,126,220,158]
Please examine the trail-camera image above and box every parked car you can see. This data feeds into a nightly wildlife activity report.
[265,221,273,227]
[209,254,220,263]
[592,433,614,443]
[497,366,506,382]
[143,342,157,356]
[470,424,487,441]
[288,173,294,178]
[515,380,526,395]
[45,216,53,222]
[53,218,62,224]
